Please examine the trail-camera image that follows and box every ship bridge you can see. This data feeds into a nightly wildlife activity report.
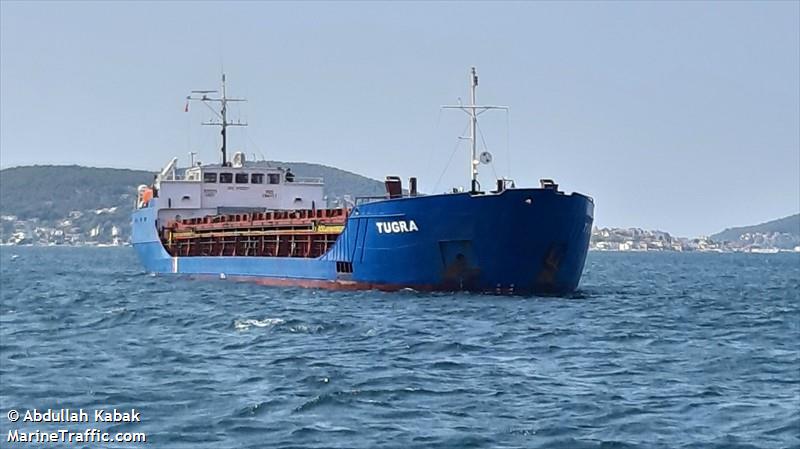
[138,153,325,225]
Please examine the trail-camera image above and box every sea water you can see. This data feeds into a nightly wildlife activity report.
[1,247,798,448]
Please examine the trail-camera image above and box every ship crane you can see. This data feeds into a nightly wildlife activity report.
[186,74,247,166]
[442,67,508,194]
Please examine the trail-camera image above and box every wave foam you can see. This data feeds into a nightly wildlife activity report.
[234,317,286,331]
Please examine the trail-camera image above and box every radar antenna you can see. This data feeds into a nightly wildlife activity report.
[442,67,508,193]
[186,73,247,166]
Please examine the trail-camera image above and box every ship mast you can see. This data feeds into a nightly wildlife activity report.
[469,67,478,193]
[443,67,507,193]
[186,74,247,166]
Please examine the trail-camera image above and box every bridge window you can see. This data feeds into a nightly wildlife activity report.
[268,173,280,184]
[219,173,233,184]
[235,173,249,184]
[251,173,264,184]
[203,172,217,183]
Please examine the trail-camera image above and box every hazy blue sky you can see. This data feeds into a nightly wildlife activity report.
[1,1,798,236]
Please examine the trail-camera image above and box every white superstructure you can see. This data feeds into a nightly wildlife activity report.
[150,153,324,224]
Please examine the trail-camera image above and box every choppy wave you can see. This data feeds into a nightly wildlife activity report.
[1,247,798,449]
[233,317,286,331]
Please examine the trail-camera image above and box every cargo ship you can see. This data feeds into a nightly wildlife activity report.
[131,69,594,295]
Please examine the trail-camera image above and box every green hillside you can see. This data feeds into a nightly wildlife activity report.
[0,165,153,221]
[272,161,386,199]
[711,214,800,242]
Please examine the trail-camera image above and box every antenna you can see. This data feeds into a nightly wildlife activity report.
[186,73,247,166]
[442,67,508,193]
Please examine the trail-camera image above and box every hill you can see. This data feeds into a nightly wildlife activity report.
[272,161,386,200]
[710,214,800,250]
[0,165,153,221]
[0,164,385,244]
[711,214,800,242]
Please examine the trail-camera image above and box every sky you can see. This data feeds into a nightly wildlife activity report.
[1,1,798,237]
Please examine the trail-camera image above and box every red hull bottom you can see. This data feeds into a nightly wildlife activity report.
[176,274,521,295]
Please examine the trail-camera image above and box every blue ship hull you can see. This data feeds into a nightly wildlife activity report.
[132,189,593,295]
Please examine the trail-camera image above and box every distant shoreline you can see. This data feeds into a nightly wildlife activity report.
[2,243,799,255]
